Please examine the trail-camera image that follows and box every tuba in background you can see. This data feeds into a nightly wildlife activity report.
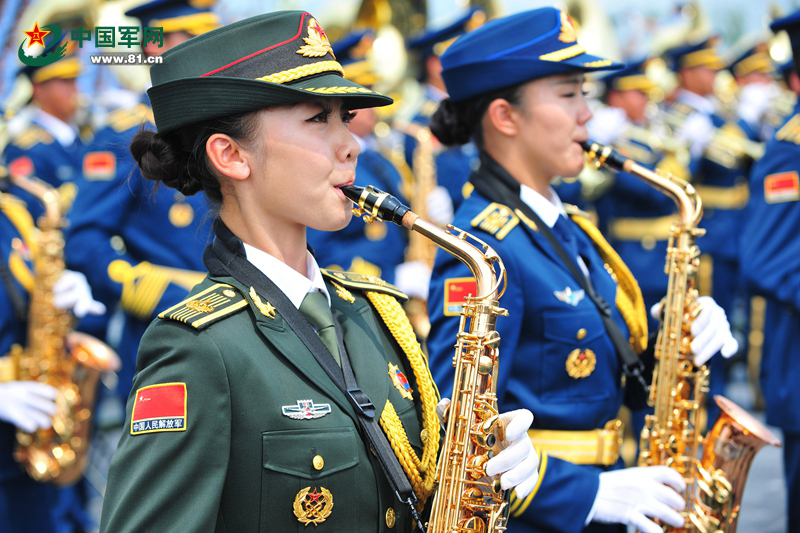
[343,184,511,532]
[5,168,119,485]
[583,141,781,533]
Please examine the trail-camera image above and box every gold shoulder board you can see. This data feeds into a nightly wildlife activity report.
[471,202,519,240]
[158,283,248,329]
[776,114,800,145]
[109,104,155,133]
[13,125,53,150]
[320,269,408,302]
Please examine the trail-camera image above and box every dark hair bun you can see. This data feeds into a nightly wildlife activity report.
[430,98,473,147]
[130,129,202,196]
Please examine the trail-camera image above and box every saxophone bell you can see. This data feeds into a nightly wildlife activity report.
[582,139,781,533]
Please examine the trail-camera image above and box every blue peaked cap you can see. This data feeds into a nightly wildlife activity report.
[407,7,485,59]
[440,7,623,103]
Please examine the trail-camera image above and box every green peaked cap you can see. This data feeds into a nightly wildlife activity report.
[147,10,393,133]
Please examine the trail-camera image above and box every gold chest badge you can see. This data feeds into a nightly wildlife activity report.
[388,362,413,400]
[293,486,333,525]
[566,348,596,379]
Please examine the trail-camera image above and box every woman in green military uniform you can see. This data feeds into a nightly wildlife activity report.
[99,10,539,533]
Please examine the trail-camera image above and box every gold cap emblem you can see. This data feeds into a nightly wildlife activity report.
[297,18,334,58]
[558,11,579,43]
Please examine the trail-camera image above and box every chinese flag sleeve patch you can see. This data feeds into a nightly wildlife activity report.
[130,383,187,435]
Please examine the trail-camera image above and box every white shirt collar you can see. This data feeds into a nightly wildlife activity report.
[33,109,78,146]
[519,183,567,228]
[674,88,716,115]
[426,83,449,103]
[243,243,331,308]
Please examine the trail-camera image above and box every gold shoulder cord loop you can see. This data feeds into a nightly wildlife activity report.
[365,290,441,505]
[570,215,649,353]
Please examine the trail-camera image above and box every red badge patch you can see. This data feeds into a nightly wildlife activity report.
[443,277,477,316]
[765,172,800,204]
[83,151,116,181]
[8,157,34,178]
[131,383,187,435]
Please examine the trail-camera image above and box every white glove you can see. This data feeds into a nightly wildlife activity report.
[587,106,629,146]
[0,381,58,433]
[394,260,432,301]
[675,112,715,159]
[53,270,106,318]
[426,186,454,227]
[485,409,539,498]
[737,82,781,128]
[649,296,738,366]
[690,296,738,366]
[590,465,686,533]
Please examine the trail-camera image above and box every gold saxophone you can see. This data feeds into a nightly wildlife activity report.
[5,171,119,485]
[582,141,781,533]
[342,184,512,532]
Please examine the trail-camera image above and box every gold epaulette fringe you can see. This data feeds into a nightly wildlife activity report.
[569,212,649,353]
[365,290,440,506]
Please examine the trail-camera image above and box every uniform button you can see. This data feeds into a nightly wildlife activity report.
[576,328,587,341]
[312,455,324,470]
[385,507,396,528]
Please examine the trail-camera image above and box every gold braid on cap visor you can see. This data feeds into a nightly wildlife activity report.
[256,60,345,84]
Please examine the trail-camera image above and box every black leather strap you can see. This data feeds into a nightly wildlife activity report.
[204,220,424,531]
[469,155,649,393]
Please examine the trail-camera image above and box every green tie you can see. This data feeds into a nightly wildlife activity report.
[299,290,341,366]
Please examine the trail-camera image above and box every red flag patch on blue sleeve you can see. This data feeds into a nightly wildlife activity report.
[83,151,116,181]
[131,383,187,435]
[765,172,800,204]
[443,277,477,317]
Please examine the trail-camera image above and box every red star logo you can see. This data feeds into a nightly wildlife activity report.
[23,21,50,48]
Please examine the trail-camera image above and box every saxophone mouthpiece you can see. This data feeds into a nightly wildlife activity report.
[341,185,411,227]
[581,140,629,172]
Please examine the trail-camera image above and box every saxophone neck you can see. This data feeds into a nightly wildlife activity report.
[8,172,63,230]
[582,140,703,230]
[342,184,506,303]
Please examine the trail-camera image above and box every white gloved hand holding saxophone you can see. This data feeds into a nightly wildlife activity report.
[436,399,539,498]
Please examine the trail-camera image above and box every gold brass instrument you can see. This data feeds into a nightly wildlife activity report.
[582,141,781,533]
[6,170,119,485]
[655,110,765,166]
[342,184,511,532]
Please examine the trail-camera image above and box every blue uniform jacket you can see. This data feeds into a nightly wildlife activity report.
[307,147,407,283]
[740,100,800,433]
[427,159,635,533]
[0,194,34,482]
[65,105,212,398]
[2,116,84,221]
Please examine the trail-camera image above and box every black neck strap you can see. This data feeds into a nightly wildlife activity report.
[204,220,425,531]
[469,155,649,392]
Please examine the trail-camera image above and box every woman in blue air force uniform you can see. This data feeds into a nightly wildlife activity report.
[425,8,738,533]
